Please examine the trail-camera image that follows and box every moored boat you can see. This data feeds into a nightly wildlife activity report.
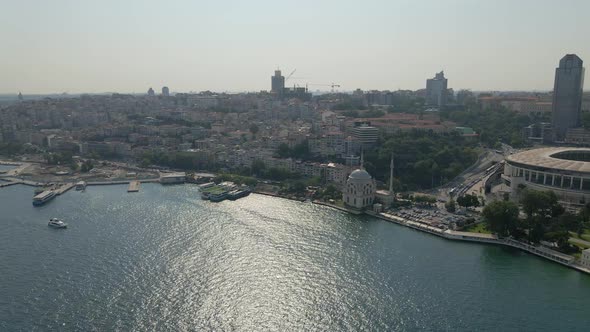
[227,188,251,200]
[209,191,228,202]
[33,190,56,206]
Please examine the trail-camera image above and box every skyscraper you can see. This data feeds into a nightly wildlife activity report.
[426,71,448,107]
[147,87,155,96]
[552,54,585,141]
[271,70,285,95]
[162,86,170,96]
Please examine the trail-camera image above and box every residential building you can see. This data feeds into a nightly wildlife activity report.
[351,123,378,147]
[426,71,448,107]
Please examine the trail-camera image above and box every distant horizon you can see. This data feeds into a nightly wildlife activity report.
[2,1,589,94]
[4,88,590,97]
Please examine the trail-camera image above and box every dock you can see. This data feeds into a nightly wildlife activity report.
[0,181,19,188]
[128,181,140,192]
[55,183,75,195]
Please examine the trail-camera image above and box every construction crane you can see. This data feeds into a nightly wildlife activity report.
[285,69,297,82]
[306,82,341,93]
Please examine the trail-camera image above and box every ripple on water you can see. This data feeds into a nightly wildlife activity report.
[1,184,590,331]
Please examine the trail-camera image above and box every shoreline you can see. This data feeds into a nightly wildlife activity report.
[366,210,590,276]
[253,190,590,276]
[4,181,590,275]
[250,191,587,275]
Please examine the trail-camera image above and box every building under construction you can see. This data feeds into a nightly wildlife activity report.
[270,69,312,101]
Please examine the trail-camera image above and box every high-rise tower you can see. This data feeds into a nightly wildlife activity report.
[552,54,585,141]
[271,70,285,96]
[426,71,448,107]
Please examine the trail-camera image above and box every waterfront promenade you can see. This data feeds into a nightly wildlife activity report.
[368,210,589,275]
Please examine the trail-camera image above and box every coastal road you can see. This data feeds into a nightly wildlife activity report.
[431,149,504,201]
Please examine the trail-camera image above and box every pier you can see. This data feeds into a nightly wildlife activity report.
[0,181,19,188]
[55,183,75,195]
[128,181,140,192]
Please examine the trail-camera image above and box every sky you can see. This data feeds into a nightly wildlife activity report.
[1,0,589,94]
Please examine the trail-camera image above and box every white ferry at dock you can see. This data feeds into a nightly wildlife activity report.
[33,190,56,206]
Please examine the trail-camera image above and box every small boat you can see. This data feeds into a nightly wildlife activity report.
[48,218,67,229]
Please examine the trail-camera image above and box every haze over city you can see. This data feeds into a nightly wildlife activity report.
[2,0,589,94]
[3,1,590,331]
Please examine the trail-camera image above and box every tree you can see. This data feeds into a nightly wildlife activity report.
[249,124,259,136]
[251,159,266,176]
[80,160,94,173]
[482,200,520,237]
[414,194,436,205]
[445,199,456,213]
[276,143,290,158]
[457,194,480,208]
[520,189,561,219]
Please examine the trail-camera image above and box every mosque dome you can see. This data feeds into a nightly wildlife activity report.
[348,169,372,180]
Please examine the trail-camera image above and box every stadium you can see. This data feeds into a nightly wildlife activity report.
[503,147,590,207]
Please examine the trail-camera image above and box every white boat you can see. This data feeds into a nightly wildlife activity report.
[48,218,67,229]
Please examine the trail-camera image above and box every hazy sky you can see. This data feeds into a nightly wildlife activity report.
[2,0,589,94]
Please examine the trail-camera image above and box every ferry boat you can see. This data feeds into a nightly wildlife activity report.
[198,182,215,189]
[227,188,251,200]
[75,181,87,191]
[33,190,56,206]
[48,218,67,228]
[209,191,229,202]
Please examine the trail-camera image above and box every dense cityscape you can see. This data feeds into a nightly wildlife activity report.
[2,54,590,270]
[3,0,590,329]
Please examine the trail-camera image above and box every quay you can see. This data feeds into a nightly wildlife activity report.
[0,177,42,187]
[0,181,19,188]
[367,210,590,275]
[87,178,160,186]
[128,181,140,192]
[55,183,75,195]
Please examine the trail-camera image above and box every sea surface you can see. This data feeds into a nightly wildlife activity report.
[1,184,589,331]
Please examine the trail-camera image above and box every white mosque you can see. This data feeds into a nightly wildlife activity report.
[343,153,376,210]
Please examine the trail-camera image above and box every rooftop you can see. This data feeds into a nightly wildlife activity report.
[506,147,590,173]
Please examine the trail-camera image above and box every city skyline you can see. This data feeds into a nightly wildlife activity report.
[2,0,590,94]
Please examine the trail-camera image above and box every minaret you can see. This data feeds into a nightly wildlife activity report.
[360,148,364,169]
[389,152,394,193]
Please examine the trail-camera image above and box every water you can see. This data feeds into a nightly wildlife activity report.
[1,184,589,331]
